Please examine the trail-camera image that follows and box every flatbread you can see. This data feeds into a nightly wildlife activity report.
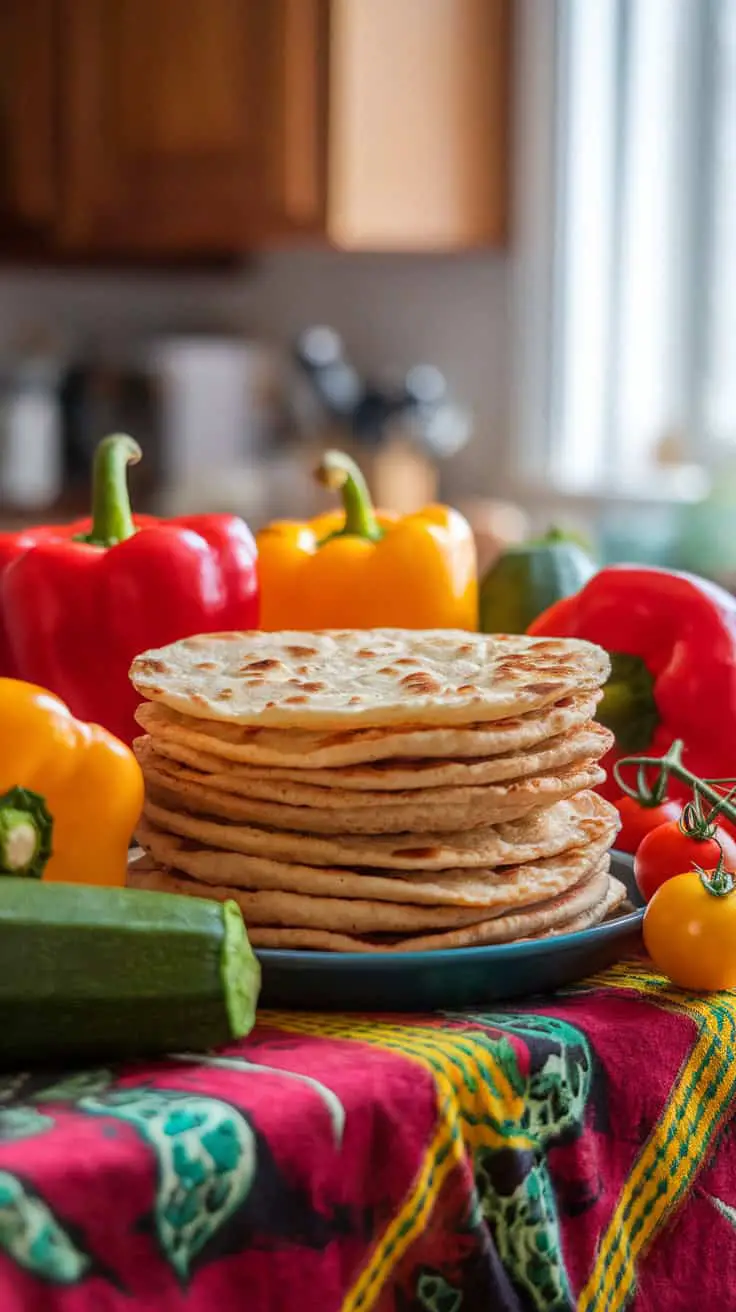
[128,860,611,950]
[126,845,608,934]
[130,629,609,729]
[135,720,613,794]
[142,757,607,833]
[134,817,616,909]
[135,692,603,768]
[143,790,620,871]
[531,874,627,937]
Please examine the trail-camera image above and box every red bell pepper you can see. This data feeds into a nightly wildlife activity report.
[0,434,259,745]
[528,565,736,799]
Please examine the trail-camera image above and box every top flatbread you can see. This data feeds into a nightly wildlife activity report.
[130,629,609,729]
[134,691,602,768]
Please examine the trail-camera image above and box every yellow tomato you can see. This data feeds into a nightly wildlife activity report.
[643,869,736,991]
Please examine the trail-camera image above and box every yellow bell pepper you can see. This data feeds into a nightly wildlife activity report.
[0,679,143,886]
[257,450,478,631]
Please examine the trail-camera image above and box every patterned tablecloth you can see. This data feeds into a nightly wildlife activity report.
[0,960,734,1311]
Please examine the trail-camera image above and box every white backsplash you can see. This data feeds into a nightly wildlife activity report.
[0,249,509,498]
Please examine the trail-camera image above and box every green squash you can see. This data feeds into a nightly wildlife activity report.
[479,528,597,634]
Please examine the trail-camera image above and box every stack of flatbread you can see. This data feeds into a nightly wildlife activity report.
[128,629,625,953]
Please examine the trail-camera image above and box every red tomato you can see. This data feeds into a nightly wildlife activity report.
[634,820,736,902]
[614,795,681,856]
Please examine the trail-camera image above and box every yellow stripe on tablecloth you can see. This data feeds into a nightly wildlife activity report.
[266,1011,534,1310]
[266,1012,532,1153]
[576,971,736,1311]
[343,1120,462,1312]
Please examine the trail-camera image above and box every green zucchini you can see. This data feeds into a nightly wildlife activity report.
[479,528,597,634]
[0,879,260,1065]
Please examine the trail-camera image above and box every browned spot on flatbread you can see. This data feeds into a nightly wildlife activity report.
[528,682,566,696]
[194,661,219,671]
[286,645,318,657]
[457,684,478,694]
[137,658,169,674]
[393,657,418,666]
[284,695,309,705]
[378,666,399,675]
[348,696,362,704]
[356,649,377,658]
[242,659,283,672]
[400,672,442,694]
[190,693,208,706]
[302,682,326,692]
[215,688,233,700]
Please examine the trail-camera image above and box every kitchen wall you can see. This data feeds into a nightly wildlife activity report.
[0,249,510,497]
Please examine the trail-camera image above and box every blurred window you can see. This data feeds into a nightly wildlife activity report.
[515,0,735,494]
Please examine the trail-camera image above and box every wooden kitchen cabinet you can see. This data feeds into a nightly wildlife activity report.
[3,0,511,259]
[324,0,511,250]
[260,0,512,252]
[0,0,59,249]
[57,0,271,254]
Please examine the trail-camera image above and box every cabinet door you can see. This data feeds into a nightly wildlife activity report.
[58,0,269,254]
[0,0,58,248]
[254,0,328,239]
[326,0,511,251]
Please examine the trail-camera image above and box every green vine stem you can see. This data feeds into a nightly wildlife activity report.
[695,856,735,897]
[613,738,736,831]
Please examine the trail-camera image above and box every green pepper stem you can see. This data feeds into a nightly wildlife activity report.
[78,434,141,547]
[0,787,53,879]
[614,739,736,829]
[314,450,383,542]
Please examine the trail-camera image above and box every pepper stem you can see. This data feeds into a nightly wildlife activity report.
[314,450,383,542]
[0,787,53,879]
[76,434,141,548]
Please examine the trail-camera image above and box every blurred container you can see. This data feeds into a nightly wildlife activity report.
[147,336,283,488]
[0,348,64,511]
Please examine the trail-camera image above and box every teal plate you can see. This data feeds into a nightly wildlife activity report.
[256,852,642,1011]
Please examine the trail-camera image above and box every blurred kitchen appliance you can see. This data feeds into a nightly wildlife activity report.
[147,336,282,482]
[291,325,473,513]
[142,335,289,522]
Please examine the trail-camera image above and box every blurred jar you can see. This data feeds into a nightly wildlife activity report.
[0,346,64,511]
